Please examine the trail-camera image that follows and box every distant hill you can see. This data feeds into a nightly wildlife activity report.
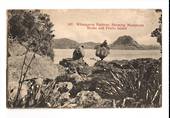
[81,42,100,49]
[53,38,100,49]
[110,35,143,50]
[141,45,160,50]
[52,38,79,49]
[52,37,160,50]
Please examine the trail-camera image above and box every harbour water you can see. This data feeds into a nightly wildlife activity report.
[54,49,161,66]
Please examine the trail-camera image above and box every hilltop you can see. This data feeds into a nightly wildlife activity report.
[110,35,143,50]
[52,38,79,49]
[81,42,100,49]
[52,36,160,50]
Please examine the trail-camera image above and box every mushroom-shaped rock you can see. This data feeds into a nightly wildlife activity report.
[73,45,85,60]
[96,46,110,60]
[95,40,110,60]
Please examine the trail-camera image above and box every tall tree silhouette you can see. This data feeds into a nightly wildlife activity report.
[151,9,162,52]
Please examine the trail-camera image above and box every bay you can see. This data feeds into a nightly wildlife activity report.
[54,49,161,66]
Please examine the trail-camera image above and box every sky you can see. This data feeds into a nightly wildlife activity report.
[43,9,161,45]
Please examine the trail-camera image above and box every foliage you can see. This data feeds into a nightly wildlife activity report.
[8,10,55,59]
[92,58,161,107]
[151,9,162,46]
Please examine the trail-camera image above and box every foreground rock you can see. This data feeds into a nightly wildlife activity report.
[55,58,161,108]
[59,58,92,76]
[8,57,162,108]
[75,91,102,108]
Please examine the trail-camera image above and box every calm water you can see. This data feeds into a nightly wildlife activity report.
[54,49,161,66]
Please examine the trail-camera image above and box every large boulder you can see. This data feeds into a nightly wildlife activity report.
[75,91,102,108]
[59,58,92,76]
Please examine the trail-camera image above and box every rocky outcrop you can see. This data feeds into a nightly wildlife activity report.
[59,58,92,76]
[8,57,162,108]
[53,58,161,108]
[75,91,102,108]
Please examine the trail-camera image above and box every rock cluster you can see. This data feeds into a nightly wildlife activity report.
[59,58,92,76]
[8,57,162,108]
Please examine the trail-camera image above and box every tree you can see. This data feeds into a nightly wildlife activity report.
[8,10,55,59]
[151,9,162,51]
[7,10,55,106]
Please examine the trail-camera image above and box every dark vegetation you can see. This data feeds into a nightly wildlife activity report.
[8,10,55,60]
[151,9,162,52]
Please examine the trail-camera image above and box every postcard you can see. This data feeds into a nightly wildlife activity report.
[7,9,162,108]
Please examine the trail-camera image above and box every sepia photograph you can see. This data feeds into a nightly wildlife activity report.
[7,9,162,108]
